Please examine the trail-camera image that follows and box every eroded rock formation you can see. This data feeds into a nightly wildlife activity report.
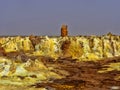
[0,33,120,60]
[0,33,120,90]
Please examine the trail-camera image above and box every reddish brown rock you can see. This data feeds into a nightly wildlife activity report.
[61,24,68,37]
[29,35,42,49]
[0,43,6,56]
[61,40,71,58]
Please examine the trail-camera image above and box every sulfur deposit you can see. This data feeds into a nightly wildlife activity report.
[0,26,120,89]
[0,33,120,60]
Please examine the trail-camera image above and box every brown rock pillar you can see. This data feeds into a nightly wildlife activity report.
[61,24,68,37]
[0,43,6,56]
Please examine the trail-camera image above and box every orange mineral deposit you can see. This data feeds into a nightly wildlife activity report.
[61,24,68,37]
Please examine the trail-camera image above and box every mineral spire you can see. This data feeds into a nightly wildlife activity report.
[61,24,68,37]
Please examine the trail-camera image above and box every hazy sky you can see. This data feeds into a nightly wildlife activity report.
[0,0,120,36]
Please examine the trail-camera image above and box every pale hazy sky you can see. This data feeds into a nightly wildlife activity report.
[0,0,120,36]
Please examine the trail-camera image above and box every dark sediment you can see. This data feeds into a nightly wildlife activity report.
[31,57,120,90]
[0,46,120,90]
